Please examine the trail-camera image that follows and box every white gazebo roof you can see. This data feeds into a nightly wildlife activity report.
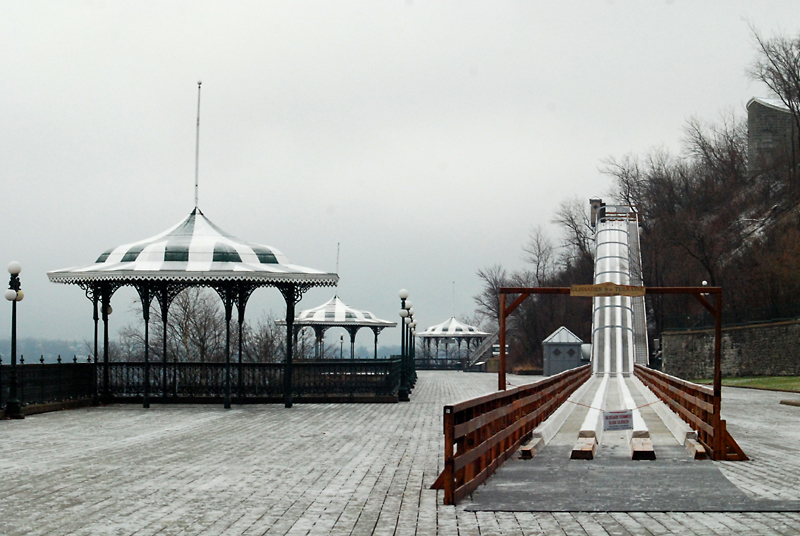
[543,326,583,344]
[47,208,338,286]
[291,296,395,328]
[418,317,488,338]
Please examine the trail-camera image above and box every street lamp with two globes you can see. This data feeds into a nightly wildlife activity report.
[4,261,24,419]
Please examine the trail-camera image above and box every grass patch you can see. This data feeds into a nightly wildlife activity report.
[692,376,800,392]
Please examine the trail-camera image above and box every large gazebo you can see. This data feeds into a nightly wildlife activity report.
[47,207,338,408]
[417,317,489,361]
[286,295,396,359]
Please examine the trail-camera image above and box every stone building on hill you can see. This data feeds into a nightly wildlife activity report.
[747,97,798,175]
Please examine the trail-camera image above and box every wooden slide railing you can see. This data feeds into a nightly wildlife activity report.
[433,364,591,505]
[634,364,747,461]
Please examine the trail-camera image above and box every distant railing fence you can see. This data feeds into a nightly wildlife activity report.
[414,357,463,370]
[0,356,96,409]
[1,355,411,409]
[107,358,403,400]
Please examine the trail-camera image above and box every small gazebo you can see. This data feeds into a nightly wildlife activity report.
[417,317,489,360]
[47,207,338,408]
[285,295,396,359]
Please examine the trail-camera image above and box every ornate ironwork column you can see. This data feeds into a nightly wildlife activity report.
[100,283,113,403]
[313,326,325,359]
[235,283,255,405]
[224,289,233,410]
[92,291,99,403]
[346,326,360,358]
[279,283,313,408]
[159,286,169,401]
[284,285,297,408]
[135,284,155,408]
[370,326,386,359]
[213,283,235,409]
[79,283,100,405]
[155,282,184,403]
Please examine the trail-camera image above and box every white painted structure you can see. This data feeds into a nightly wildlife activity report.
[591,215,636,376]
[567,202,659,457]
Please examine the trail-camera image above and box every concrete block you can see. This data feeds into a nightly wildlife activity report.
[571,437,597,460]
[631,437,656,460]
[519,437,545,460]
[686,438,707,460]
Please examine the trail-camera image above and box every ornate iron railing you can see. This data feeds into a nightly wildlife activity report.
[104,358,403,400]
[0,356,96,409]
[2,356,404,408]
[414,357,463,370]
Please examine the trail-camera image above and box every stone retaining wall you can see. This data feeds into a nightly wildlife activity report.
[662,319,800,379]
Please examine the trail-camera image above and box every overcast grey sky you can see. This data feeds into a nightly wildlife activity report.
[1,1,799,353]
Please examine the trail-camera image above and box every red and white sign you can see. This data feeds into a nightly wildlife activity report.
[603,410,633,431]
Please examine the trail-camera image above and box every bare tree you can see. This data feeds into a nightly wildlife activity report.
[118,287,229,363]
[473,264,508,326]
[552,197,594,268]
[244,313,284,363]
[169,288,226,363]
[522,225,556,285]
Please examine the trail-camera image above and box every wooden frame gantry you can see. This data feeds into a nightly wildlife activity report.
[498,285,745,461]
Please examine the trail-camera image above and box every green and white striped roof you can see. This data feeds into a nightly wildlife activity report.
[418,317,488,338]
[293,296,396,327]
[48,208,338,286]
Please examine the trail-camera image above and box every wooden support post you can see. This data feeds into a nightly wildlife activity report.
[443,406,455,505]
[499,293,506,391]
[713,292,723,460]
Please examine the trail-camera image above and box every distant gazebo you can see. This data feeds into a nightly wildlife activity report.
[286,295,396,359]
[417,317,489,360]
[47,207,338,408]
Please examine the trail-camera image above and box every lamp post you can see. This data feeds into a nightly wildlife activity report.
[405,307,417,392]
[398,289,411,402]
[409,320,417,361]
[5,261,24,419]
[405,306,414,358]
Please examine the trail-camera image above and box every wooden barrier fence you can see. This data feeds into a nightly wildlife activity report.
[634,364,747,461]
[433,364,591,505]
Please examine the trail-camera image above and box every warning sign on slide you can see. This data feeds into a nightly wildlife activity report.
[603,410,633,431]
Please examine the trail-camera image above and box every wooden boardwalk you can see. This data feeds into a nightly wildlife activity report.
[2,371,800,535]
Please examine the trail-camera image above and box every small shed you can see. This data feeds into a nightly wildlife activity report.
[542,327,584,376]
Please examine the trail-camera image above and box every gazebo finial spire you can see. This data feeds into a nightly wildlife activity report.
[335,242,340,288]
[194,80,202,209]
[452,280,455,318]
